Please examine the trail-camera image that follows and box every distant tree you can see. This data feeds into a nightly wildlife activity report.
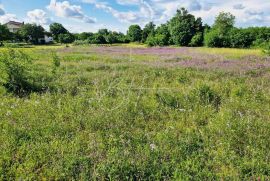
[98,29,109,36]
[155,24,171,46]
[142,22,156,43]
[89,33,106,44]
[204,12,235,47]
[19,24,45,44]
[12,31,24,42]
[106,31,118,44]
[115,32,129,43]
[58,33,75,45]
[229,28,253,48]
[49,23,68,42]
[169,8,202,46]
[213,12,235,34]
[127,25,142,42]
[78,32,94,41]
[146,24,171,47]
[0,24,11,45]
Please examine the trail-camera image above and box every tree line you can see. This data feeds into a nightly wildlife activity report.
[0,8,270,48]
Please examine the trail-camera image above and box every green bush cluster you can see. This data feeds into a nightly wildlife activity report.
[0,50,58,96]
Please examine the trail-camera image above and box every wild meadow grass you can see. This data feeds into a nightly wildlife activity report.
[0,45,270,180]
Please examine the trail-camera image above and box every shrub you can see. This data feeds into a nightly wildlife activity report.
[58,33,75,44]
[73,40,88,46]
[51,52,61,74]
[229,28,253,48]
[0,50,52,95]
[204,29,230,47]
[189,32,203,47]
[196,85,221,110]
[262,42,270,56]
[146,34,157,47]
[0,50,33,94]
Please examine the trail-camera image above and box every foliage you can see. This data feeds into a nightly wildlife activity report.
[0,24,11,45]
[19,24,45,44]
[77,32,94,41]
[189,32,203,47]
[49,23,68,42]
[58,33,75,44]
[127,25,142,42]
[212,12,235,34]
[0,50,34,95]
[229,28,253,48]
[89,33,107,44]
[262,42,270,55]
[142,22,156,43]
[204,12,235,48]
[169,8,202,46]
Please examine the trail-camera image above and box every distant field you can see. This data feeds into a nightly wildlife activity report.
[0,45,270,180]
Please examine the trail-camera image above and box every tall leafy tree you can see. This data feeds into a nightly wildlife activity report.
[98,29,109,36]
[169,8,201,46]
[213,12,235,34]
[0,24,11,45]
[49,23,68,42]
[19,24,45,44]
[127,25,142,42]
[204,12,235,47]
[142,22,156,43]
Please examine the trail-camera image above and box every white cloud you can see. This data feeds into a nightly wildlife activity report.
[26,9,52,25]
[83,0,154,25]
[0,14,18,24]
[47,0,96,23]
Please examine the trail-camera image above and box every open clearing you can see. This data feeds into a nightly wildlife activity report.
[1,45,270,180]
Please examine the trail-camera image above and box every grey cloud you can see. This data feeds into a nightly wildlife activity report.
[233,4,245,10]
[245,10,264,16]
[187,0,202,11]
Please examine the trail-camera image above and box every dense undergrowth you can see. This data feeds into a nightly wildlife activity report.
[0,46,270,180]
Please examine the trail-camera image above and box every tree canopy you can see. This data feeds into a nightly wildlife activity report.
[49,23,68,42]
[19,24,45,44]
[0,24,11,45]
[127,25,142,42]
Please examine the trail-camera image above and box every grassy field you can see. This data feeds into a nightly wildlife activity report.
[0,45,270,180]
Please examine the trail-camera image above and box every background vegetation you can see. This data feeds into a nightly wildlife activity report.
[1,8,270,50]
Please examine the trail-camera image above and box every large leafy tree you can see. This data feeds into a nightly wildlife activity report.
[98,29,109,36]
[49,23,68,42]
[127,25,142,42]
[213,12,235,34]
[0,24,11,45]
[142,22,156,43]
[58,33,75,44]
[204,12,235,47]
[169,8,202,46]
[19,24,45,44]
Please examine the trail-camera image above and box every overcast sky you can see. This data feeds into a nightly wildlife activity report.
[0,0,270,33]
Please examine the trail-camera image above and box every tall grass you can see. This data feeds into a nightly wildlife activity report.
[0,46,269,180]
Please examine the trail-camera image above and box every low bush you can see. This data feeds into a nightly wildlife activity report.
[189,32,203,47]
[0,49,55,96]
[262,42,270,56]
